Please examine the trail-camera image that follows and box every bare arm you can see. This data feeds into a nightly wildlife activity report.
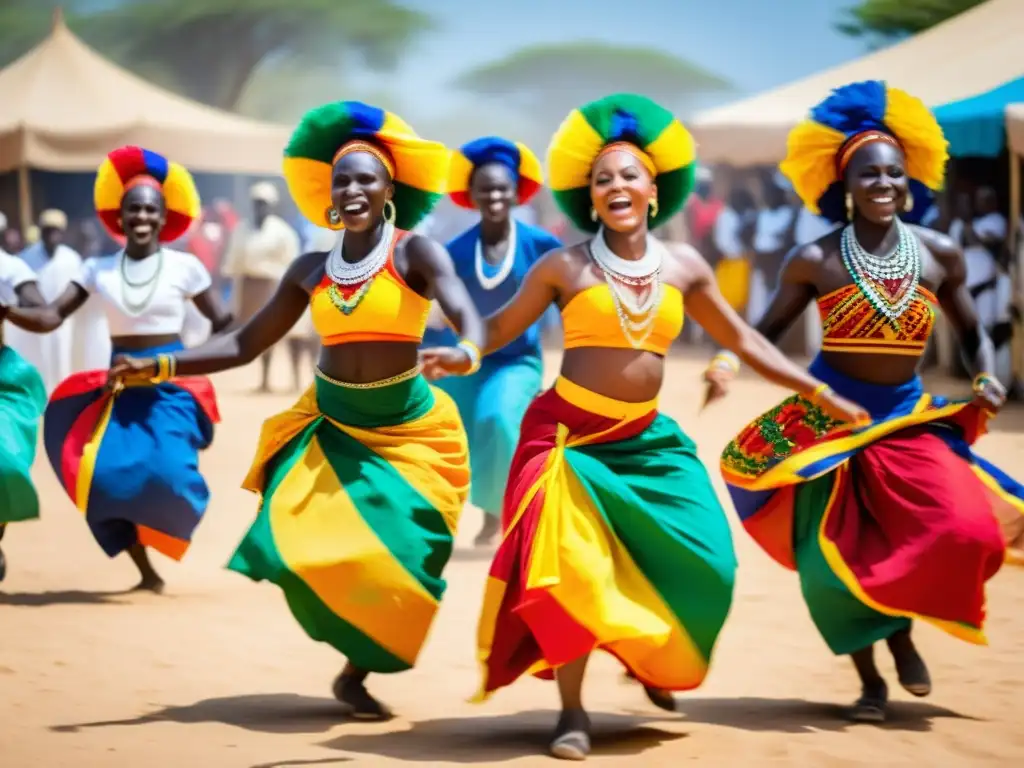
[679,244,825,396]
[404,234,485,351]
[131,252,317,376]
[3,282,88,332]
[14,281,46,308]
[191,289,234,334]
[920,228,997,379]
[481,248,562,355]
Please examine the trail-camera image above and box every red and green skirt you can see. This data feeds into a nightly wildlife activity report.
[475,376,736,698]
[721,356,1023,655]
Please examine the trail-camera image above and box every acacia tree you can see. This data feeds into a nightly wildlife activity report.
[836,0,988,44]
[453,41,732,130]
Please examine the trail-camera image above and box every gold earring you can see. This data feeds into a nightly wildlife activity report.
[383,199,396,224]
[904,192,914,213]
[590,206,599,222]
[845,193,854,221]
[648,198,659,218]
[326,206,341,226]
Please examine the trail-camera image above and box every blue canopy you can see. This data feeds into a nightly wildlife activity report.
[934,77,1024,158]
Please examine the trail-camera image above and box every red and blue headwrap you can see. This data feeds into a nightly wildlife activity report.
[94,146,201,243]
[447,136,543,209]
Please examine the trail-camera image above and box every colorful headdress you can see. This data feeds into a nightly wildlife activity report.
[780,80,948,224]
[283,101,449,232]
[447,137,543,209]
[547,93,697,233]
[94,146,201,243]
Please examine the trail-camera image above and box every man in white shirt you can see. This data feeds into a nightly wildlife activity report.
[222,181,302,392]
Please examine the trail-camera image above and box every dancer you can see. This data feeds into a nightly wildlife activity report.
[111,101,482,718]
[422,93,866,761]
[708,81,1024,723]
[423,136,560,546]
[0,252,47,582]
[4,210,84,394]
[5,146,232,592]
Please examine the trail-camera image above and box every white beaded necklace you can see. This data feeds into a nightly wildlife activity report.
[325,220,395,286]
[474,222,517,291]
[118,249,164,316]
[588,227,665,349]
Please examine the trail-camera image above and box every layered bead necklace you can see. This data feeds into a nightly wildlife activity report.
[839,219,921,328]
[588,226,665,349]
[324,220,395,315]
[119,249,164,316]
[474,222,517,291]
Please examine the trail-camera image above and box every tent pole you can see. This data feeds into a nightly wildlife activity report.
[17,164,33,236]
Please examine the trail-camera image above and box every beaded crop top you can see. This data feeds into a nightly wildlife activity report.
[818,283,937,356]
[561,284,684,355]
[309,230,430,346]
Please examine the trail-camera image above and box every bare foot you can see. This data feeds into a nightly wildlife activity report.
[0,545,6,583]
[132,575,166,594]
[642,685,677,712]
[474,515,500,547]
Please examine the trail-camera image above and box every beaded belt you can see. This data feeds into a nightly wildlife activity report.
[314,364,422,390]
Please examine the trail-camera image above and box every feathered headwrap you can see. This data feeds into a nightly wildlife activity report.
[447,136,543,209]
[780,80,948,224]
[547,93,697,233]
[283,101,449,232]
[94,146,201,243]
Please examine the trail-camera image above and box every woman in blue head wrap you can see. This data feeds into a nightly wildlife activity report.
[421,136,562,546]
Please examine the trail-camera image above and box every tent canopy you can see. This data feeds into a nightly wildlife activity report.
[933,77,1024,158]
[691,0,1024,165]
[0,11,290,175]
[1008,104,1024,156]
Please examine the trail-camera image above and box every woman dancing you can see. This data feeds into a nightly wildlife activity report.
[112,102,482,718]
[422,136,561,546]
[0,252,47,582]
[422,93,866,760]
[5,147,232,592]
[708,81,1024,723]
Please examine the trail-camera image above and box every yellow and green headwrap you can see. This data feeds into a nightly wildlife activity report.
[283,101,449,232]
[780,80,948,224]
[547,93,697,233]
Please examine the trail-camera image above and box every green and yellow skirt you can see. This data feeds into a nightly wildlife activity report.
[229,368,470,673]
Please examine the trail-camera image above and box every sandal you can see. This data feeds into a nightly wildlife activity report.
[849,682,888,723]
[332,673,393,721]
[550,709,591,761]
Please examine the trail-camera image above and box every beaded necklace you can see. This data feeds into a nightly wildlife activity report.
[589,227,665,349]
[324,221,395,315]
[839,219,921,329]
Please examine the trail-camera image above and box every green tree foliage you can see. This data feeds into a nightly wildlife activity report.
[452,41,732,126]
[836,0,988,43]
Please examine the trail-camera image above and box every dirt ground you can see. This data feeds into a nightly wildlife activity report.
[2,350,1023,767]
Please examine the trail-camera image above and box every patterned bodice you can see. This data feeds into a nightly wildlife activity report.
[818,283,937,356]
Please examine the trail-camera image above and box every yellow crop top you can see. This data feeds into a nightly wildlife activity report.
[818,283,937,356]
[561,284,684,355]
[309,231,430,345]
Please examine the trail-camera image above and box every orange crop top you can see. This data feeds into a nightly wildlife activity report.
[561,284,684,355]
[818,283,937,356]
[309,231,430,346]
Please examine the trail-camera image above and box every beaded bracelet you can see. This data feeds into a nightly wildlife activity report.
[709,350,741,374]
[457,340,482,375]
[972,372,1005,397]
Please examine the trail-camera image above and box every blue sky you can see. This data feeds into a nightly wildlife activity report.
[395,0,868,112]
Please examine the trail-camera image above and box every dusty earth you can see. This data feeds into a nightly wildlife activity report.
[2,351,1023,767]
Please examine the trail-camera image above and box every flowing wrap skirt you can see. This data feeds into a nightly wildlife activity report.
[476,376,737,698]
[721,356,1023,655]
[43,341,219,559]
[434,354,543,515]
[229,370,470,673]
[0,346,47,525]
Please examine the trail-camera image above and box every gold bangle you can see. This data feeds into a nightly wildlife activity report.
[806,383,830,404]
[710,351,740,374]
[167,354,177,381]
[457,339,482,375]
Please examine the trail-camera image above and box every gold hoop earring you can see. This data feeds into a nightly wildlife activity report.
[904,192,914,213]
[648,198,659,219]
[590,206,599,222]
[383,199,397,225]
[845,193,854,221]
[326,206,341,226]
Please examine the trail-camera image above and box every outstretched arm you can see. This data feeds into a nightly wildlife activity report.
[921,228,1004,409]
[405,234,484,352]
[112,252,316,380]
[2,282,88,332]
[678,245,867,423]
[482,249,562,354]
